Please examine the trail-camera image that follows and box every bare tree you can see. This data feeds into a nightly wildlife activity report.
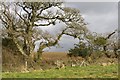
[106,30,118,58]
[103,30,117,57]
[0,2,88,68]
[88,30,117,58]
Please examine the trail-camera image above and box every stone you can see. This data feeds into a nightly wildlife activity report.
[101,63,107,66]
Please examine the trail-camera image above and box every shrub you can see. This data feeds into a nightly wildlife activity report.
[68,42,92,58]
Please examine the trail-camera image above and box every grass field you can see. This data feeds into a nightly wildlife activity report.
[2,64,118,78]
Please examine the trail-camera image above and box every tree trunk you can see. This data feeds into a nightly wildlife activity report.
[104,52,111,58]
[103,45,111,58]
[36,45,46,62]
[114,48,118,58]
[37,50,42,60]
[24,58,28,71]
[12,37,30,71]
[12,37,28,57]
[33,50,42,62]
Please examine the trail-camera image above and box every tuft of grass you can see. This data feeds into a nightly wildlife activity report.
[2,64,118,78]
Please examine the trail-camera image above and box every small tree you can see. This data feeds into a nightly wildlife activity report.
[68,42,92,58]
[92,30,117,58]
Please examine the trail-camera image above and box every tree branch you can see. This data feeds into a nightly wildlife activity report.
[15,9,29,27]
[106,29,117,39]
[36,15,71,23]
[0,15,8,28]
[16,3,31,16]
[34,22,53,26]
[12,36,28,57]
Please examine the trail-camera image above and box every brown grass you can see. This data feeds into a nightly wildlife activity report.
[42,52,68,61]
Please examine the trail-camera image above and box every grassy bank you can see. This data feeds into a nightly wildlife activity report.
[2,64,118,78]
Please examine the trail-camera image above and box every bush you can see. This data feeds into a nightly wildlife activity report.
[68,42,92,58]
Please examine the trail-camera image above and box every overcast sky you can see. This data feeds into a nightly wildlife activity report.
[41,2,118,52]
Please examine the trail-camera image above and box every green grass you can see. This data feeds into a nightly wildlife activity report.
[2,64,118,78]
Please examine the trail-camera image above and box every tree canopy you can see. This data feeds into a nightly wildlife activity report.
[0,2,88,61]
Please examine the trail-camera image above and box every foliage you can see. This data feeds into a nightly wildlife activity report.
[94,37,107,46]
[68,42,92,58]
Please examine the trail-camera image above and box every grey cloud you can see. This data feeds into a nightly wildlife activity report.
[65,2,118,14]
[85,11,118,33]
[65,2,118,33]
